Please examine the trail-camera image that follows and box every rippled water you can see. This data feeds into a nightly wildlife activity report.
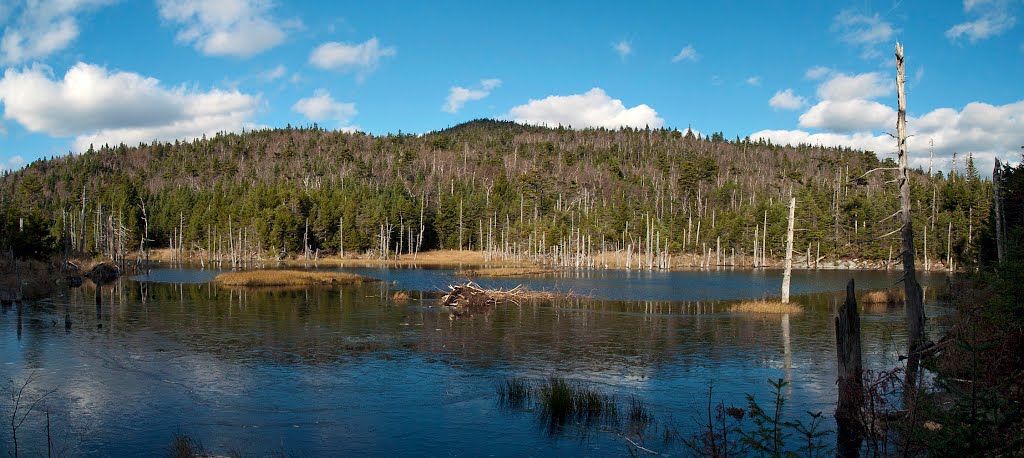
[1,267,952,455]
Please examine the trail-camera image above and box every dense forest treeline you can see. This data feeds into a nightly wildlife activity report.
[0,119,993,268]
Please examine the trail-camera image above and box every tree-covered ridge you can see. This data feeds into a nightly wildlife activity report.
[0,120,992,267]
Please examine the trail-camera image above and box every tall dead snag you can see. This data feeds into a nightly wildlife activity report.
[835,279,863,457]
[896,42,925,387]
[782,196,796,303]
[994,158,1005,263]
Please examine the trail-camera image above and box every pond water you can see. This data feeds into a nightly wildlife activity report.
[1,266,953,455]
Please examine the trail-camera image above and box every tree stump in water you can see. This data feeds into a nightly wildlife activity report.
[835,279,863,457]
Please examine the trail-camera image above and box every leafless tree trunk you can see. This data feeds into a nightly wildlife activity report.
[782,197,796,303]
[896,42,925,389]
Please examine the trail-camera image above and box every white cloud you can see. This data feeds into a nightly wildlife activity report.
[753,99,1024,171]
[309,38,396,79]
[947,0,1017,42]
[799,99,896,132]
[804,66,831,80]
[505,88,663,129]
[260,64,287,81]
[613,40,632,59]
[2,155,25,171]
[769,89,808,110]
[0,62,260,151]
[292,89,357,124]
[671,45,699,63]
[831,10,897,59]
[443,78,501,113]
[817,71,891,101]
[0,0,113,65]
[746,76,762,86]
[157,0,288,57]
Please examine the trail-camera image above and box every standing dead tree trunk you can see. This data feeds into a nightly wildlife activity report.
[782,196,796,303]
[835,279,863,457]
[896,42,926,389]
[994,158,1005,263]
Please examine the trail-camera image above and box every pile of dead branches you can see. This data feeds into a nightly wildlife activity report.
[440,281,566,308]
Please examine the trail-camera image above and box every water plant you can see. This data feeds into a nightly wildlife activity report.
[497,377,533,409]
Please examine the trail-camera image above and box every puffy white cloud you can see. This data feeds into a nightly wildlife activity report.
[291,89,356,124]
[746,76,762,86]
[816,71,891,101]
[505,88,663,129]
[613,40,632,59]
[309,38,396,79]
[804,66,831,80]
[671,45,699,63]
[2,155,25,171]
[769,89,807,111]
[443,78,501,113]
[753,99,1024,171]
[0,62,260,151]
[831,10,897,59]
[158,0,288,57]
[947,0,1017,42]
[750,129,893,154]
[0,0,113,65]
[799,99,896,132]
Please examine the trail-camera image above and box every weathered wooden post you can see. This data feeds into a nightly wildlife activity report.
[896,41,926,389]
[782,196,796,303]
[835,279,863,457]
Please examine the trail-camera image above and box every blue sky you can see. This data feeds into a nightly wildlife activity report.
[0,0,1022,172]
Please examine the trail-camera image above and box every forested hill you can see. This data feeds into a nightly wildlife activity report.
[0,119,992,267]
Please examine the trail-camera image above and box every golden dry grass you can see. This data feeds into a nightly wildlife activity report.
[729,300,803,314]
[457,267,559,277]
[391,291,411,302]
[860,289,905,305]
[287,250,534,268]
[214,270,377,287]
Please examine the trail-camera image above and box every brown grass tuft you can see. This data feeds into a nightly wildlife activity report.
[860,288,905,305]
[730,301,803,314]
[214,270,377,287]
[391,291,411,302]
[457,267,559,277]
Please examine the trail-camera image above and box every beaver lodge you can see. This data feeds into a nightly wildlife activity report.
[214,270,378,287]
[440,282,570,309]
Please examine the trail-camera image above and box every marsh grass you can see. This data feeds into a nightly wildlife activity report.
[730,301,803,314]
[538,377,618,426]
[860,289,905,305]
[213,270,377,287]
[497,377,534,409]
[168,432,205,458]
[457,267,559,277]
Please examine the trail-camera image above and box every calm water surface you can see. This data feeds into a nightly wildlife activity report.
[2,267,952,455]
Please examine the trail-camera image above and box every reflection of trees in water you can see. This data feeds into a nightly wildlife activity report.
[43,282,937,378]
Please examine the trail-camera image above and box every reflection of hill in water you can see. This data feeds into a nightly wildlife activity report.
[45,278,949,376]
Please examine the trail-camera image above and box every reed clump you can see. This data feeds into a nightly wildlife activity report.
[214,270,377,287]
[730,301,803,314]
[538,377,618,425]
[457,267,559,277]
[497,377,534,409]
[860,288,905,305]
[391,291,411,302]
